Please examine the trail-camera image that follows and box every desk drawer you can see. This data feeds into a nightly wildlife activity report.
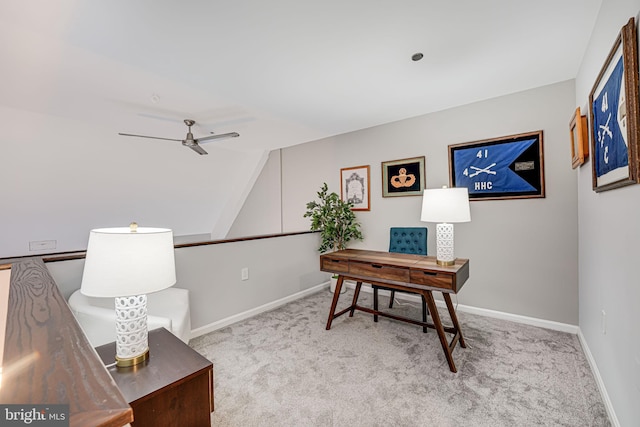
[410,269,453,290]
[321,257,349,273]
[350,261,409,282]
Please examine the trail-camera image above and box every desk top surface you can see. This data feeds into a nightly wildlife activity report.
[322,249,469,273]
[320,249,470,293]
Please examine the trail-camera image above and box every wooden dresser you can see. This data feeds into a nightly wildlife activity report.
[96,327,214,427]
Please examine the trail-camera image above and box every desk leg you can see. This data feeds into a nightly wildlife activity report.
[443,293,466,348]
[423,291,457,373]
[349,282,362,317]
[325,275,344,330]
[373,286,379,323]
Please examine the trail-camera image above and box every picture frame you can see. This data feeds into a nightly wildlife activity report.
[448,131,545,201]
[569,107,589,169]
[340,165,370,210]
[381,156,425,197]
[588,17,640,192]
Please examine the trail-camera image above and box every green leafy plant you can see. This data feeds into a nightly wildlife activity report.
[304,182,364,253]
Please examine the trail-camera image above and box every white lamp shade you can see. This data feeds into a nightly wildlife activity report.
[81,227,176,297]
[420,187,471,223]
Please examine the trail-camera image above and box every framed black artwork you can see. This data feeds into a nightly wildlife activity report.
[588,17,640,192]
[381,156,425,197]
[449,131,545,200]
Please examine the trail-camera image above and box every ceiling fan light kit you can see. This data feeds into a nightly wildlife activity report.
[119,119,239,155]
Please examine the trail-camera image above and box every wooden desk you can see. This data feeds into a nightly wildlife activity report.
[96,328,214,427]
[320,249,470,373]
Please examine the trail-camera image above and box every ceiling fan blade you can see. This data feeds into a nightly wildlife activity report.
[196,132,240,144]
[118,133,182,142]
[188,144,208,155]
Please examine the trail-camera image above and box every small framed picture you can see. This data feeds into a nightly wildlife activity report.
[588,17,640,192]
[381,156,425,197]
[569,107,589,169]
[340,165,370,210]
[449,131,545,200]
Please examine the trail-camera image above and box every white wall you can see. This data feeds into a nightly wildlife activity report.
[227,150,283,238]
[274,79,578,325]
[575,1,640,425]
[0,104,267,259]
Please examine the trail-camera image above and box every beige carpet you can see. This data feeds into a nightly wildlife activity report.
[190,288,610,426]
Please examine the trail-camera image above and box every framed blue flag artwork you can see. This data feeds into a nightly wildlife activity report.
[448,131,544,201]
[588,17,640,192]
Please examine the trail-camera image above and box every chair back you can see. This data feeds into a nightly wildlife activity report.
[389,227,427,255]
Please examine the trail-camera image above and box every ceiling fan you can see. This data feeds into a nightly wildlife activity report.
[119,119,239,155]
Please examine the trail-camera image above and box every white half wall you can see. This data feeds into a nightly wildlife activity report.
[48,232,325,331]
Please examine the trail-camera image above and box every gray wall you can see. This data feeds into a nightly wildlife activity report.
[575,1,640,425]
[264,79,578,325]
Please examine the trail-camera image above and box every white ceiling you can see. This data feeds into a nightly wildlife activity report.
[0,0,602,152]
[0,0,605,256]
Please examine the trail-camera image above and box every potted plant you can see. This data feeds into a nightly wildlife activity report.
[304,183,364,293]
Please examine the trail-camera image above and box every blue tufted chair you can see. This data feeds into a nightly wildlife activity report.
[372,227,429,331]
[388,227,427,255]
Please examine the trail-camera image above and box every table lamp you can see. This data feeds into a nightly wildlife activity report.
[81,223,176,368]
[420,187,471,266]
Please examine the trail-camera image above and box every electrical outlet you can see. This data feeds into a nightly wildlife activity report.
[601,310,606,335]
[635,355,640,392]
[241,267,249,281]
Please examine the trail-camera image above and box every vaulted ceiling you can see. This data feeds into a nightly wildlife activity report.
[1,0,602,149]
[0,0,602,257]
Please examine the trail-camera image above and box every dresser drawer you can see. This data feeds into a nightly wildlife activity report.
[410,269,454,290]
[350,261,409,282]
[321,257,349,273]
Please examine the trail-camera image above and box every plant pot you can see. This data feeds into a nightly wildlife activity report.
[330,276,347,294]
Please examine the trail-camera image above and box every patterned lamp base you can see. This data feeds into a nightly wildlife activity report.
[114,295,149,368]
[436,223,455,266]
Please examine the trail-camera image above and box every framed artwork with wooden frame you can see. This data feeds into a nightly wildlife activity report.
[381,156,425,197]
[340,165,370,210]
[448,131,545,201]
[588,17,640,192]
[569,107,589,169]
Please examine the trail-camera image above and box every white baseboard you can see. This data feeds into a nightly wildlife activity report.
[453,303,579,334]
[189,281,329,339]
[350,282,579,334]
[577,330,620,427]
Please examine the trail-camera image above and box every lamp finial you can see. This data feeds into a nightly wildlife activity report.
[129,222,138,233]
